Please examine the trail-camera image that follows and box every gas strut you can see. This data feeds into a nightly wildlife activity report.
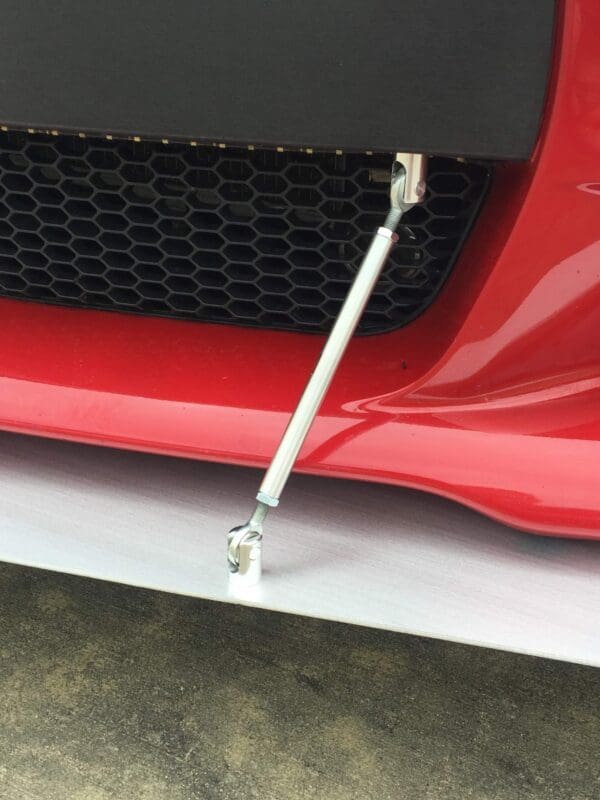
[228,152,427,585]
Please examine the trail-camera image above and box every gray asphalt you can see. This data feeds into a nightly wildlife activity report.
[0,562,598,800]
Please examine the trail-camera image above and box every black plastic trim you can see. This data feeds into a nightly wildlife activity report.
[0,1,555,160]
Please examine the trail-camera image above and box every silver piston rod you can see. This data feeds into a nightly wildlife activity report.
[228,152,427,585]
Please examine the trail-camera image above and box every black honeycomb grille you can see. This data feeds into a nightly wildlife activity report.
[0,131,490,334]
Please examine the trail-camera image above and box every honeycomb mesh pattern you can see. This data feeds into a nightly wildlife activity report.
[0,131,490,334]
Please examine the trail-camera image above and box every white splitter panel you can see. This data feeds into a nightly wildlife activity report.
[0,431,598,666]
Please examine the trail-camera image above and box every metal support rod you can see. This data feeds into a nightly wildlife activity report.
[228,152,427,584]
[257,227,397,502]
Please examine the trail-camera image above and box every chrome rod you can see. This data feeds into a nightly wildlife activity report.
[228,153,427,584]
[258,227,397,503]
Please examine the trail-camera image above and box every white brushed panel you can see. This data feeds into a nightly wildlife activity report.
[0,432,598,666]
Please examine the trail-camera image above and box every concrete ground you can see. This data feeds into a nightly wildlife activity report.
[0,563,597,800]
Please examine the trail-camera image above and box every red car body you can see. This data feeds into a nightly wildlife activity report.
[0,0,598,539]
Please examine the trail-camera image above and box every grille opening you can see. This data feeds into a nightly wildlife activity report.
[0,130,490,334]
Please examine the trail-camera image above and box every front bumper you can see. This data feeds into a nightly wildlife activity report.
[1,0,599,539]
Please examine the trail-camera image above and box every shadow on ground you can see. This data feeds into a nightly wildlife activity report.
[0,563,597,800]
